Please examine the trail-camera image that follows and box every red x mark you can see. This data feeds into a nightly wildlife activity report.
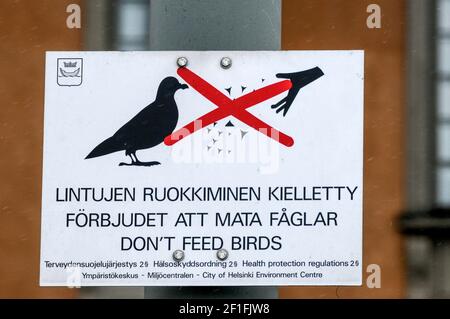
[164,67,294,147]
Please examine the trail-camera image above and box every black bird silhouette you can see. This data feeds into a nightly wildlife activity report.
[85,76,188,166]
[271,67,324,116]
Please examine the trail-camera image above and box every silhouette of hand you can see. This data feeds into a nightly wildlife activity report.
[271,67,324,116]
[271,74,301,116]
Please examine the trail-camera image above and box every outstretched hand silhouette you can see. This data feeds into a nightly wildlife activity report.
[271,67,324,116]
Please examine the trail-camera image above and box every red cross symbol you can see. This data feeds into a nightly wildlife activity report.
[164,67,295,147]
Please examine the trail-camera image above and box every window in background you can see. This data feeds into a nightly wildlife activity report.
[113,0,150,50]
[437,0,450,206]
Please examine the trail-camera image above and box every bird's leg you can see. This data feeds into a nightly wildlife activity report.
[132,152,161,167]
[131,153,139,163]
[119,152,160,167]
[119,153,135,166]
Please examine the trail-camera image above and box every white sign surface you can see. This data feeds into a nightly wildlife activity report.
[40,51,364,286]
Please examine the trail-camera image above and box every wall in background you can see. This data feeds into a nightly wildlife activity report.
[280,0,406,298]
[0,0,81,298]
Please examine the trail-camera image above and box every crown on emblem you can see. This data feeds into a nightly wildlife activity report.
[63,61,77,68]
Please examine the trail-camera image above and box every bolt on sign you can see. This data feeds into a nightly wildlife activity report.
[40,51,364,286]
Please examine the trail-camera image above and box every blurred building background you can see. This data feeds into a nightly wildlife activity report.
[0,0,449,298]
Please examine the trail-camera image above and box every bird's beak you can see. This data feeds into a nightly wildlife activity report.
[179,83,189,90]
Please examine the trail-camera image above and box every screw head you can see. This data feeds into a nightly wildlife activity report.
[172,249,185,262]
[177,57,188,67]
[216,249,229,261]
[220,57,232,69]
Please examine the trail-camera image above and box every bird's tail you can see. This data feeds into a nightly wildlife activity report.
[85,136,122,159]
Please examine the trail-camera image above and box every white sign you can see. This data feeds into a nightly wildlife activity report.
[40,51,364,286]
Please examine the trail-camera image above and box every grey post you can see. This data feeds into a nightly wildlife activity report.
[144,0,281,299]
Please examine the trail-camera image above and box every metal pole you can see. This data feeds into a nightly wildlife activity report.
[144,0,281,299]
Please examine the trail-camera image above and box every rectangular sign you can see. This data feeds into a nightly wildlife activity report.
[40,51,364,286]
